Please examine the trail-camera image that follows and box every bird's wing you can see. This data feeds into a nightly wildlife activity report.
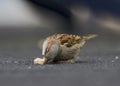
[38,34,97,48]
[54,34,82,47]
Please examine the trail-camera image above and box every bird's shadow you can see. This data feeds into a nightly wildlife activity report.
[50,60,102,65]
[75,60,102,64]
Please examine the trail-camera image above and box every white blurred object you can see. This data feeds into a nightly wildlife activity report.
[97,15,120,31]
[115,56,119,60]
[0,0,66,30]
[70,4,120,33]
[0,0,41,27]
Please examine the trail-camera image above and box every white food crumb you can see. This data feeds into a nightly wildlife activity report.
[34,57,45,65]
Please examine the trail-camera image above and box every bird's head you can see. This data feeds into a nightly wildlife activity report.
[42,39,60,59]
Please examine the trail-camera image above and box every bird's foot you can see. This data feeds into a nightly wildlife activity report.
[59,59,74,64]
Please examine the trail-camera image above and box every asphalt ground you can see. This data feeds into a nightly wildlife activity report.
[0,29,120,86]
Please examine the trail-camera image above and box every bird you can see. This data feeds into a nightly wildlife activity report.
[34,34,97,65]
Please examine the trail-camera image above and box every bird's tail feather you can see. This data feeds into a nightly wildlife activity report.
[83,34,97,41]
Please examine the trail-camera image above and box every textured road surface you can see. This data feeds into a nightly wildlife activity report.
[0,29,120,86]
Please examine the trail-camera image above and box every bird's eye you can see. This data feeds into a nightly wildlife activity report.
[46,48,49,52]
[45,48,49,54]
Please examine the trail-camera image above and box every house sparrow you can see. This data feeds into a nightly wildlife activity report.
[34,34,97,65]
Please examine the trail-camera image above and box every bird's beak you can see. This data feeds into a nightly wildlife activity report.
[42,56,47,64]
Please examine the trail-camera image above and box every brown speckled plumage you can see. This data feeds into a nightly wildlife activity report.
[34,34,97,64]
[46,34,82,47]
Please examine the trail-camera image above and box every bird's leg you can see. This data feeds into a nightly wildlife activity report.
[46,59,54,64]
[59,59,74,64]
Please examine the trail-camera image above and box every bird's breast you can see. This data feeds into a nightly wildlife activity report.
[54,44,81,61]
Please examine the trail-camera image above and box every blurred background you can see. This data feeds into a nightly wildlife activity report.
[0,0,120,52]
[0,0,120,86]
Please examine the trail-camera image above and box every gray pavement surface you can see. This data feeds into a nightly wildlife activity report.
[0,29,120,86]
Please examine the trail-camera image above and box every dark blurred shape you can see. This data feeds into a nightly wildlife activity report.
[27,0,73,33]
[27,0,120,34]
[28,0,120,16]
[27,0,70,18]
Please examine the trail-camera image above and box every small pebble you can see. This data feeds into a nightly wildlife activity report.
[28,66,32,69]
[115,56,119,60]
[112,60,114,63]
[14,61,18,64]
[98,58,101,60]
[6,60,11,63]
